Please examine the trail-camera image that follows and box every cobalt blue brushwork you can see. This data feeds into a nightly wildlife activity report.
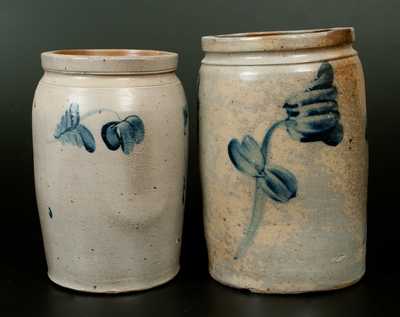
[283,62,343,146]
[227,62,343,259]
[101,115,145,155]
[54,103,96,153]
[54,103,145,155]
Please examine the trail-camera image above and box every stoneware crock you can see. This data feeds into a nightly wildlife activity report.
[33,49,188,293]
[199,28,368,293]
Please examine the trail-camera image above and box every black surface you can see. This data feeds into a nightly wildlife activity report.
[1,0,399,316]
[1,255,398,316]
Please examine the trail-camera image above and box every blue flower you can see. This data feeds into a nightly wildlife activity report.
[228,135,297,202]
[283,62,343,146]
[101,115,145,155]
[54,103,96,153]
[227,62,345,258]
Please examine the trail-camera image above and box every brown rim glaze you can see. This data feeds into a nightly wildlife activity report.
[41,49,178,75]
[202,27,355,52]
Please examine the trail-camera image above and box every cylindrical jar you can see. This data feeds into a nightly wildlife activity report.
[199,28,367,293]
[33,49,188,293]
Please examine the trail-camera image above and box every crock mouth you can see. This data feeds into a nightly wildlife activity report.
[41,49,178,75]
[202,27,355,53]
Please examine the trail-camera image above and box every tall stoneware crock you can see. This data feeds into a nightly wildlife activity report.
[199,28,368,293]
[33,49,188,293]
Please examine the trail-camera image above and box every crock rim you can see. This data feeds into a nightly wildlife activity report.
[202,27,355,53]
[41,49,178,75]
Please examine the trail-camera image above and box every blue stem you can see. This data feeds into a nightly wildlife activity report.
[235,179,266,259]
[80,108,121,121]
[261,120,286,164]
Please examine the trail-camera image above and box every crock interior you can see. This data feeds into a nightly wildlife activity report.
[52,49,167,57]
[41,49,178,74]
[217,28,339,38]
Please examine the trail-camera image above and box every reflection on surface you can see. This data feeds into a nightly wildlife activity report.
[1,266,391,317]
[208,278,374,317]
[203,278,372,317]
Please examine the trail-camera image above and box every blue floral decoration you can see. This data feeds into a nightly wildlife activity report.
[283,62,343,146]
[54,103,96,153]
[227,62,343,259]
[101,115,145,155]
[228,135,297,203]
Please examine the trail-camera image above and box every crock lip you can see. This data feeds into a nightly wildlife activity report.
[41,49,178,75]
[202,27,355,53]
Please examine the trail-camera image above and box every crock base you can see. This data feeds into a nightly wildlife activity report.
[47,267,180,294]
[209,268,365,294]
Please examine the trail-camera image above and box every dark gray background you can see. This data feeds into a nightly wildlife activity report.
[0,1,398,316]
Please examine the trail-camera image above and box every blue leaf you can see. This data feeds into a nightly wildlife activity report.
[258,165,297,202]
[54,103,80,138]
[101,121,120,151]
[101,115,145,155]
[125,115,145,144]
[268,165,297,195]
[76,125,96,153]
[228,135,265,177]
[118,121,137,154]
[54,103,96,153]
[241,135,265,170]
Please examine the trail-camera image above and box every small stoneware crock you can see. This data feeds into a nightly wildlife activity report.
[199,28,367,293]
[33,49,188,293]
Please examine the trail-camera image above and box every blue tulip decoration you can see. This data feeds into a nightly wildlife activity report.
[283,62,343,146]
[101,115,145,155]
[228,62,343,259]
[54,103,96,153]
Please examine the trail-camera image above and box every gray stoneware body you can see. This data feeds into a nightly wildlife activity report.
[33,50,188,293]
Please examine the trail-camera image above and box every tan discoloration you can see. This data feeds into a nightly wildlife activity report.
[200,28,367,293]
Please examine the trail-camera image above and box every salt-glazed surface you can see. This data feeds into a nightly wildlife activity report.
[199,28,368,293]
[33,49,188,293]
